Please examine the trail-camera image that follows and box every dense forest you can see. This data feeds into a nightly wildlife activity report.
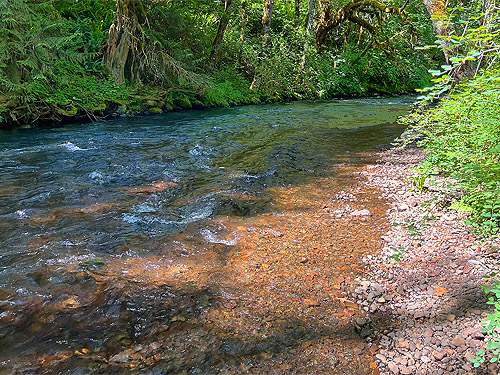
[0,0,471,126]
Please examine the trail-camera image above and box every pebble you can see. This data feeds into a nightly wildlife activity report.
[451,335,466,348]
[446,314,456,322]
[433,350,445,361]
[350,148,496,375]
[350,209,371,216]
[110,353,131,363]
[388,363,400,374]
[421,355,431,363]
[399,365,412,375]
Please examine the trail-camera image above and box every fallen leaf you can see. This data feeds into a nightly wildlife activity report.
[369,362,377,369]
[434,286,449,297]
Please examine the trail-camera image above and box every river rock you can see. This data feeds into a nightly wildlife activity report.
[388,363,400,374]
[451,335,465,347]
[350,209,371,217]
[110,353,131,363]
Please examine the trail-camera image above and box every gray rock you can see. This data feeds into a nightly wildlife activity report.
[110,353,131,363]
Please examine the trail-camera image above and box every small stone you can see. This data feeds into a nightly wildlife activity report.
[398,340,410,350]
[376,354,387,362]
[110,353,131,363]
[399,203,409,211]
[353,346,364,355]
[446,314,456,322]
[470,339,482,347]
[444,348,454,356]
[421,356,431,363]
[388,363,400,374]
[433,350,445,361]
[350,209,371,217]
[472,331,485,340]
[356,317,369,326]
[465,351,477,362]
[399,365,412,375]
[303,299,320,307]
[414,311,426,319]
[451,335,466,347]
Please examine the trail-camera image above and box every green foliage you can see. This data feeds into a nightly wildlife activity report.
[471,277,500,367]
[406,169,427,194]
[417,5,500,101]
[406,70,500,234]
[0,0,124,123]
[0,0,471,125]
[399,5,500,366]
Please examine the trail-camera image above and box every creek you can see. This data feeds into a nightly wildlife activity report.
[0,97,413,374]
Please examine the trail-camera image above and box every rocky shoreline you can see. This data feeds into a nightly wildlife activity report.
[352,147,500,375]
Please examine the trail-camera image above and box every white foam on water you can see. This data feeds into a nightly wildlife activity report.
[60,142,86,151]
[200,229,238,246]
[14,210,30,219]
[122,214,142,224]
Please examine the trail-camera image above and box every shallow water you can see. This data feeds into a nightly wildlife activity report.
[0,98,413,374]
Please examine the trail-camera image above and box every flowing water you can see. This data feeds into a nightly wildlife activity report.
[0,98,413,374]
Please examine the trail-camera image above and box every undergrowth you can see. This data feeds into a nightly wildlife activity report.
[398,4,500,366]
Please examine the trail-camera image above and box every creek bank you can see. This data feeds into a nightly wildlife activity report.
[0,89,412,129]
[351,147,500,375]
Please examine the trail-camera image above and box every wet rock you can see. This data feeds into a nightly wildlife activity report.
[110,353,131,363]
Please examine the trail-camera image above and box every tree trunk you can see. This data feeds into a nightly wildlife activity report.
[301,0,316,69]
[262,0,275,38]
[250,0,275,91]
[103,0,146,86]
[240,0,247,42]
[422,0,453,63]
[295,0,301,24]
[212,0,235,60]
[305,0,315,35]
